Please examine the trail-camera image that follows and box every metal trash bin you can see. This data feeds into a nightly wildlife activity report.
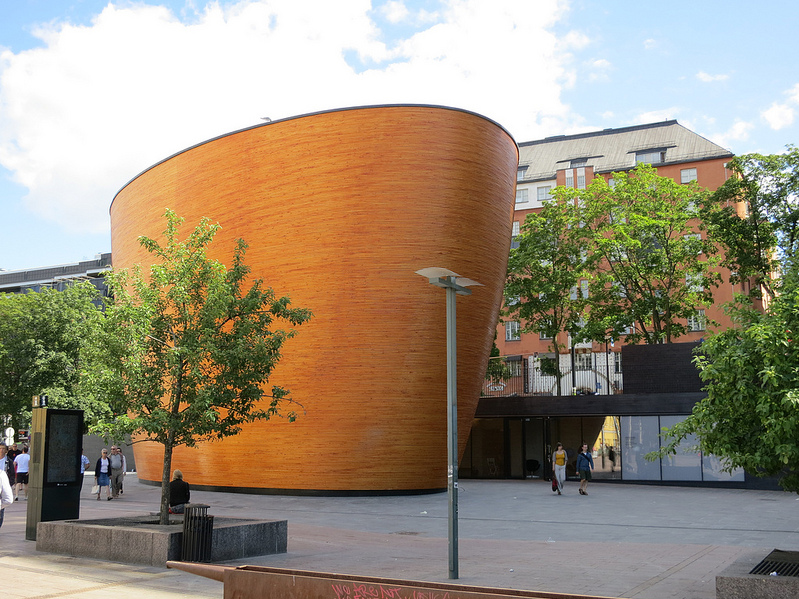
[182,504,213,562]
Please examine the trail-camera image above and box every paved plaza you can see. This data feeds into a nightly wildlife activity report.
[0,476,797,598]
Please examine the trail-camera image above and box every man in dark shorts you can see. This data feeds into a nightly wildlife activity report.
[13,445,30,501]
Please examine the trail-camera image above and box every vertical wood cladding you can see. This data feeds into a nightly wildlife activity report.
[110,106,518,493]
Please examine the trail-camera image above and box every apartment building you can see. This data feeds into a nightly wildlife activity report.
[461,121,771,488]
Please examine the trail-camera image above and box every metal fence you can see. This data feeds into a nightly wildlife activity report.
[482,353,624,397]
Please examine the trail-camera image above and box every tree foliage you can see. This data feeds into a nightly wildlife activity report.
[578,164,718,344]
[505,164,716,362]
[703,146,799,300]
[0,282,103,429]
[656,148,799,492]
[504,196,590,394]
[88,211,312,522]
[657,279,799,491]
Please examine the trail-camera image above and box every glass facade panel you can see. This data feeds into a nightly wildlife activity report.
[702,454,745,482]
[659,415,702,481]
[463,418,504,478]
[524,418,544,478]
[461,415,749,485]
[621,416,661,480]
[508,419,524,478]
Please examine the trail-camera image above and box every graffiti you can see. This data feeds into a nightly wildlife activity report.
[331,583,452,599]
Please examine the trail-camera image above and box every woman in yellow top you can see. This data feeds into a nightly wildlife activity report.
[552,442,567,495]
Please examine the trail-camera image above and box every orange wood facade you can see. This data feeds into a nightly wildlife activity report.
[110,105,519,492]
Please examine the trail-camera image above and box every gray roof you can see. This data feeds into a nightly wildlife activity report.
[0,253,112,292]
[518,120,733,183]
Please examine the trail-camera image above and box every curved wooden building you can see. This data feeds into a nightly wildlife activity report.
[110,105,518,493]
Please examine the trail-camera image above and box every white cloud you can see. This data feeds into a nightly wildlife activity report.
[634,108,680,124]
[696,71,728,83]
[762,103,795,130]
[587,57,611,82]
[381,1,411,24]
[712,119,754,150]
[759,83,799,131]
[643,38,656,50]
[0,0,577,234]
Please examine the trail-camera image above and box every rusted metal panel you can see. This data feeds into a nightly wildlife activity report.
[167,562,619,599]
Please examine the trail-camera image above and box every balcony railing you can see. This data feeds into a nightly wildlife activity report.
[482,353,624,397]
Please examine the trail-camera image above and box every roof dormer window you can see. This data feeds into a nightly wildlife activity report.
[635,149,666,165]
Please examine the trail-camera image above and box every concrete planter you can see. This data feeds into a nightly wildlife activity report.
[717,550,799,599]
[36,516,287,568]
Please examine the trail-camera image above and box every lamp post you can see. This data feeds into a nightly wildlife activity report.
[415,267,481,580]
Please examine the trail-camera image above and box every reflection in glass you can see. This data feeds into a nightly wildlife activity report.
[702,454,745,481]
[620,416,661,480]
[659,415,702,481]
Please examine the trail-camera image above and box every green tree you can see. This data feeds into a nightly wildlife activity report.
[89,211,312,523]
[504,196,590,394]
[655,277,799,491]
[703,146,799,301]
[654,148,799,491]
[578,164,719,344]
[0,282,103,429]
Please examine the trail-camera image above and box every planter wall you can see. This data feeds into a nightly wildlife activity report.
[110,104,518,493]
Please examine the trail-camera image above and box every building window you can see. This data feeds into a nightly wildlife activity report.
[510,221,521,249]
[505,321,521,341]
[636,149,666,165]
[577,167,586,189]
[575,353,592,371]
[565,169,574,188]
[614,352,622,374]
[686,273,704,292]
[688,309,706,332]
[539,318,553,340]
[537,186,552,202]
[517,167,527,182]
[570,158,588,168]
[684,233,703,254]
[515,188,529,204]
[681,168,698,183]
[507,359,523,377]
[571,280,589,300]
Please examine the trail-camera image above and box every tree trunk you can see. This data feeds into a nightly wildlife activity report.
[160,436,174,525]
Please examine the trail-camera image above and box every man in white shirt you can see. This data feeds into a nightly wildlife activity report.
[13,445,30,501]
[0,467,12,528]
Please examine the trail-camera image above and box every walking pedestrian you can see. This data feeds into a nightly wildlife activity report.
[13,445,30,501]
[552,442,567,495]
[94,449,112,500]
[577,443,594,495]
[108,446,124,499]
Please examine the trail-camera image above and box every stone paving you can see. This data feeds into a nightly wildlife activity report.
[0,476,797,598]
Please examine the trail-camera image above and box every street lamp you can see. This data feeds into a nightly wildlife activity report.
[415,267,482,580]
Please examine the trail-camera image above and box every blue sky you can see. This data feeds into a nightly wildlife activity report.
[1,0,797,270]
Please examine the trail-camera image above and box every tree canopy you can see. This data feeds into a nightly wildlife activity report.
[504,195,590,393]
[88,210,312,522]
[0,282,104,429]
[656,148,799,492]
[505,164,716,355]
[702,145,799,301]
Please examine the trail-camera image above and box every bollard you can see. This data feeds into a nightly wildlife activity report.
[181,504,213,562]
